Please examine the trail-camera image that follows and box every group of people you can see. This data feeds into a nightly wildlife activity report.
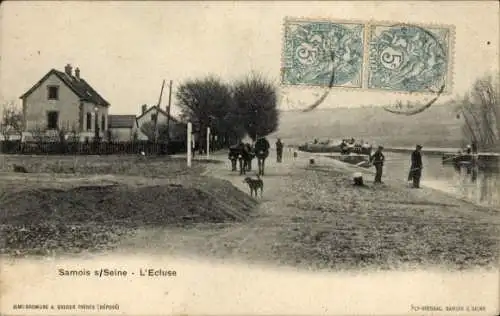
[227,137,425,188]
[369,144,424,188]
[228,137,285,176]
[340,138,372,155]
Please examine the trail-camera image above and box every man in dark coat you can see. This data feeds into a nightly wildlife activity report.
[370,145,385,184]
[244,143,254,171]
[471,142,478,154]
[276,138,284,163]
[340,140,349,155]
[228,144,240,171]
[237,142,248,175]
[254,136,270,176]
[409,144,423,188]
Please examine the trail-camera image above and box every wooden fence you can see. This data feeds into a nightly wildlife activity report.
[0,140,187,155]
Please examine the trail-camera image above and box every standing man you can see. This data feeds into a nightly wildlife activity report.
[254,136,270,176]
[228,143,239,171]
[465,145,472,155]
[244,143,253,171]
[370,145,385,184]
[410,144,423,188]
[276,138,284,163]
[237,141,247,175]
[471,142,478,154]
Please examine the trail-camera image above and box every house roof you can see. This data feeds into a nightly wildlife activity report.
[20,68,110,106]
[136,105,179,123]
[108,115,137,129]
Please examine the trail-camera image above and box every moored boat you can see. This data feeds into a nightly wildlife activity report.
[442,153,475,165]
[298,139,372,155]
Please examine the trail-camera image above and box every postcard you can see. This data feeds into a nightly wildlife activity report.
[0,1,498,315]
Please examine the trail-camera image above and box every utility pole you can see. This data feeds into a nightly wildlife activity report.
[154,80,166,144]
[206,127,210,159]
[187,122,192,167]
[165,80,173,153]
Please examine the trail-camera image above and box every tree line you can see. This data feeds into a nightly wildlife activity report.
[455,74,499,152]
[174,73,279,151]
[1,73,280,152]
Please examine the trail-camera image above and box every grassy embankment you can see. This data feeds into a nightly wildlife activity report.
[0,154,257,256]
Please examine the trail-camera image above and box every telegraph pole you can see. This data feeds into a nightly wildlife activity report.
[154,80,166,144]
[165,80,173,153]
[187,122,192,167]
[206,127,210,159]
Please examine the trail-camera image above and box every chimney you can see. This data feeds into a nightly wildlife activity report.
[64,64,73,76]
[75,67,80,79]
[141,104,147,114]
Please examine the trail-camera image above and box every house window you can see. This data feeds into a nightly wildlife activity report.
[47,111,59,129]
[151,113,157,121]
[47,86,59,100]
[86,112,92,131]
[101,114,106,131]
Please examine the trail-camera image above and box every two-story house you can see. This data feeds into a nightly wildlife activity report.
[19,64,110,141]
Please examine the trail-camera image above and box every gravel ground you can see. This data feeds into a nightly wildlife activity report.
[274,164,499,270]
[1,152,498,271]
[117,152,500,272]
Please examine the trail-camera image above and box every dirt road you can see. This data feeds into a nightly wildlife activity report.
[115,150,306,266]
[116,150,500,271]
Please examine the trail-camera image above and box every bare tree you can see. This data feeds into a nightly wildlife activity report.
[30,123,47,150]
[0,101,24,141]
[232,73,279,141]
[456,75,499,151]
[140,121,165,142]
[53,121,78,152]
[176,76,236,149]
[140,121,186,142]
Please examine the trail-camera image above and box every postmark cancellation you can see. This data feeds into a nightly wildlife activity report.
[281,18,454,94]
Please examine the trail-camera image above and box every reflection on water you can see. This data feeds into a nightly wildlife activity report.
[453,165,499,207]
[384,153,500,208]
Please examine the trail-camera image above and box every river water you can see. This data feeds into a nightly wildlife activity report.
[381,152,500,209]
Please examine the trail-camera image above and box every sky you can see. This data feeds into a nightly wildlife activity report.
[0,1,498,116]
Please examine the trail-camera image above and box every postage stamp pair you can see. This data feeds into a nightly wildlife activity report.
[281,18,454,93]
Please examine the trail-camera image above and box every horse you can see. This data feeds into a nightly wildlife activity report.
[234,143,252,175]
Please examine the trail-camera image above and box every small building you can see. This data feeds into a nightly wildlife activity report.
[19,64,110,141]
[135,104,180,141]
[107,115,138,142]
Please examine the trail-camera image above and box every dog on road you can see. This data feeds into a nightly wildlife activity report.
[243,175,264,198]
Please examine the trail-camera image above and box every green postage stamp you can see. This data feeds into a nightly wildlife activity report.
[282,18,453,93]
